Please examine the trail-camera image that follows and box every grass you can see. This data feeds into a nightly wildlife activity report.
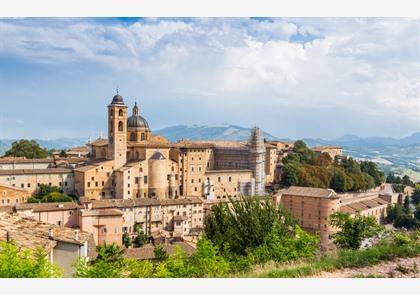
[240,237,420,278]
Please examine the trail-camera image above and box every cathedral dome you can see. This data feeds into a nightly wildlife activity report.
[111,94,124,105]
[127,115,150,129]
[127,102,150,130]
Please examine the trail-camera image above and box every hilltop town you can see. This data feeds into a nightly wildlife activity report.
[0,92,419,277]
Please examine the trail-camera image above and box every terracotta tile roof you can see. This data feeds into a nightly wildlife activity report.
[283,186,338,198]
[127,142,170,148]
[374,198,389,205]
[205,169,252,174]
[340,205,356,214]
[0,168,72,176]
[90,139,108,146]
[79,208,123,217]
[67,146,89,153]
[91,198,160,209]
[73,160,113,172]
[0,206,14,214]
[340,197,389,214]
[15,202,80,212]
[124,242,195,260]
[171,141,215,149]
[347,202,369,211]
[160,197,203,206]
[0,183,29,192]
[0,157,54,164]
[0,213,91,250]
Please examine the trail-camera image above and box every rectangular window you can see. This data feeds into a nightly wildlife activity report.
[144,176,148,184]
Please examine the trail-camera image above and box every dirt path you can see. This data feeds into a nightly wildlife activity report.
[311,256,420,278]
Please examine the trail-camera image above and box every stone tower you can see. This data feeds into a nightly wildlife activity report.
[248,127,266,196]
[107,91,128,168]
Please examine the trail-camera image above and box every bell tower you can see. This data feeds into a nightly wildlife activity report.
[107,90,128,168]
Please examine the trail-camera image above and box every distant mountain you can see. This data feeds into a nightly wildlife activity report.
[154,124,281,142]
[302,132,420,148]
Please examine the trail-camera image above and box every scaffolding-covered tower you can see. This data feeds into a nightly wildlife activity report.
[248,127,266,196]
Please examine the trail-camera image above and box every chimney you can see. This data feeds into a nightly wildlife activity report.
[48,228,53,238]
[74,230,79,241]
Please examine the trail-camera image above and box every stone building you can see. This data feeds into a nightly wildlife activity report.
[0,157,54,170]
[73,92,272,201]
[312,146,343,160]
[0,183,30,206]
[274,185,395,249]
[0,168,74,195]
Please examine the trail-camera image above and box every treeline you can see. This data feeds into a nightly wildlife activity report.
[386,172,416,193]
[280,140,384,192]
[386,186,420,230]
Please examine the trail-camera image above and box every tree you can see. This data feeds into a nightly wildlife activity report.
[402,175,413,186]
[282,163,300,186]
[3,139,49,159]
[330,169,352,192]
[329,212,383,250]
[59,150,67,158]
[292,140,314,164]
[204,196,318,264]
[0,241,61,278]
[133,225,148,248]
[122,232,132,248]
[411,188,420,206]
[386,203,419,230]
[360,161,384,187]
[187,236,230,277]
[74,243,125,278]
[341,157,361,174]
[154,245,169,262]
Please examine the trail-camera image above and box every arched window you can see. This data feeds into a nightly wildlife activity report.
[130,132,137,141]
[110,121,114,132]
[118,109,123,117]
[118,121,123,132]
[110,109,114,117]
[136,151,140,159]
[141,133,145,141]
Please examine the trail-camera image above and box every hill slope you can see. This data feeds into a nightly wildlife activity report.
[154,124,281,142]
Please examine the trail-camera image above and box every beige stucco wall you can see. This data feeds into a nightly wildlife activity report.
[0,172,74,196]
[0,184,29,206]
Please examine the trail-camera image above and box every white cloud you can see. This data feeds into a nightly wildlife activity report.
[0,17,418,138]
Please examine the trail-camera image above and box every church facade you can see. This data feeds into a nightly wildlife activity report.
[74,92,275,201]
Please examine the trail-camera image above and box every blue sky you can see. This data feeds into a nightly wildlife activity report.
[0,17,418,139]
